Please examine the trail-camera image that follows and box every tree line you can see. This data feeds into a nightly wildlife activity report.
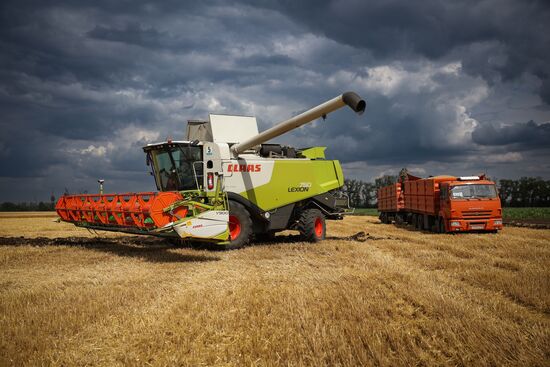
[498,177,550,207]
[0,176,549,211]
[0,201,56,211]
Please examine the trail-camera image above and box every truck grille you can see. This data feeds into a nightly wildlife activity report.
[462,210,492,219]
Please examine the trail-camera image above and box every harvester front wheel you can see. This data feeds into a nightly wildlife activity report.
[226,201,253,249]
[298,209,326,242]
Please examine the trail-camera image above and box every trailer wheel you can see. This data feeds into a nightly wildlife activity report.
[395,215,404,225]
[298,209,326,242]
[415,214,423,230]
[421,215,427,231]
[437,218,446,233]
[225,201,252,249]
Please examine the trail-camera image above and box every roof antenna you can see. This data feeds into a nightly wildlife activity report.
[98,179,105,195]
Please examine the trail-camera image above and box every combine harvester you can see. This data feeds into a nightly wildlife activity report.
[56,92,366,248]
[378,172,503,233]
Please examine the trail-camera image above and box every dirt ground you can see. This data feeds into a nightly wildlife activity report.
[0,212,549,366]
[504,218,550,229]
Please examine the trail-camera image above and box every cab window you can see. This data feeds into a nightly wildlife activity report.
[148,145,203,191]
[450,184,497,199]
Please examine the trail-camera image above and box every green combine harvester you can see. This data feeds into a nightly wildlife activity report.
[56,92,366,248]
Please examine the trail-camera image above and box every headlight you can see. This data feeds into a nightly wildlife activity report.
[494,219,502,225]
[450,221,461,227]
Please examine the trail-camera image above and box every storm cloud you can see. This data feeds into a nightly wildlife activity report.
[0,0,549,201]
[472,120,550,147]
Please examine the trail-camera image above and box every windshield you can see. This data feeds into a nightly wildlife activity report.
[148,145,203,191]
[450,184,497,199]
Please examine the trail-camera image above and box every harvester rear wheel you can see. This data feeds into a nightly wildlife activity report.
[298,209,326,242]
[225,201,252,249]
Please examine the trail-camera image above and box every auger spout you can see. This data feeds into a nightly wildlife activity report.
[230,91,365,155]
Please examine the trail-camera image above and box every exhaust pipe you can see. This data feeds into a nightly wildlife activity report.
[231,92,366,155]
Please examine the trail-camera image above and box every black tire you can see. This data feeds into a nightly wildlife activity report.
[297,208,326,242]
[438,218,446,233]
[415,214,423,230]
[379,212,387,224]
[395,215,403,225]
[223,201,253,250]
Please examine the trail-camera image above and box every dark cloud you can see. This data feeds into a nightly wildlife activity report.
[237,54,294,67]
[0,0,549,201]
[249,0,550,103]
[472,120,550,147]
[86,22,211,52]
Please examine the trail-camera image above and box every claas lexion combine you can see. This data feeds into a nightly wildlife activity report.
[56,92,366,248]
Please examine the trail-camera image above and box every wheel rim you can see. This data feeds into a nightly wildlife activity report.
[314,217,323,237]
[229,215,241,240]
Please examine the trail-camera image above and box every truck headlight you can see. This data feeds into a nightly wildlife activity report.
[494,219,502,225]
[450,221,461,227]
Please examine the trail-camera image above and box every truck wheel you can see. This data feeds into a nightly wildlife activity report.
[437,218,446,233]
[225,201,252,249]
[415,215,423,230]
[412,214,418,229]
[298,209,326,242]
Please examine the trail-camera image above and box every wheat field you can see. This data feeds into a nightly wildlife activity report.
[0,212,548,366]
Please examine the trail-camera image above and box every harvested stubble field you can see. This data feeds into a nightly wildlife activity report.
[0,213,549,366]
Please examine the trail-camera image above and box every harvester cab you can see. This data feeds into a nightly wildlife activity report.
[56,92,366,249]
[145,142,204,192]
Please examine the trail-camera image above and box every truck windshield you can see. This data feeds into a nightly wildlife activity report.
[148,145,203,191]
[450,184,497,199]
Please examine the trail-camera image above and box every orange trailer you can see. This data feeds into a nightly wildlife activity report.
[378,174,503,233]
[377,183,404,212]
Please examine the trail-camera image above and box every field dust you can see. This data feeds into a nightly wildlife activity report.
[0,212,549,366]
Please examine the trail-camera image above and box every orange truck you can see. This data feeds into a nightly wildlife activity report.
[377,174,503,233]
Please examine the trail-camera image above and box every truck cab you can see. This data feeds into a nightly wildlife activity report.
[439,178,503,232]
